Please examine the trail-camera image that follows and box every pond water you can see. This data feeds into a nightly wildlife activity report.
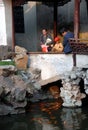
[0,99,88,130]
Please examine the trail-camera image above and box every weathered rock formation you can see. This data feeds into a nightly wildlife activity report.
[14,45,29,70]
[0,65,42,115]
[60,67,88,107]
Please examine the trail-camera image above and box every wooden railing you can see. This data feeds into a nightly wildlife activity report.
[69,38,88,54]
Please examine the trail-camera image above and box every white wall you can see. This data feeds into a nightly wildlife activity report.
[28,54,88,82]
[28,54,73,80]
[4,0,13,47]
[0,0,7,45]
[76,55,88,67]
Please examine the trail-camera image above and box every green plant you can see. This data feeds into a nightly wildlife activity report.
[0,60,15,66]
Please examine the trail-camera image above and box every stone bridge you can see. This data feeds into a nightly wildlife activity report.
[28,53,88,107]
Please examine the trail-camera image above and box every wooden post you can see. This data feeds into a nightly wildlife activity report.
[53,2,57,38]
[74,0,80,40]
[73,0,80,67]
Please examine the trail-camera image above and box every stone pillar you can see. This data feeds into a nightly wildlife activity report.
[0,0,7,45]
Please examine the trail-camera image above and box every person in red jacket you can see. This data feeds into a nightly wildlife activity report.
[52,36,63,53]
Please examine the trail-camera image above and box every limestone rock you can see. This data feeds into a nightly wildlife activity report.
[15,45,27,54]
[14,54,28,70]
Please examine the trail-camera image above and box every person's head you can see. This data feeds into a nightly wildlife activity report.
[42,29,48,36]
[60,27,68,36]
[54,36,60,43]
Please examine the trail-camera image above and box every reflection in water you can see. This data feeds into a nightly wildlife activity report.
[0,99,88,130]
[60,108,86,130]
